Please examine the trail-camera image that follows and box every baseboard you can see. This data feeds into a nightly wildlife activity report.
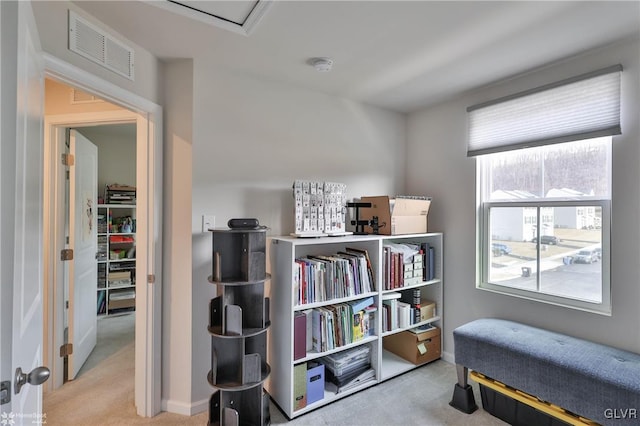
[442,350,454,364]
[190,398,209,415]
[162,398,208,416]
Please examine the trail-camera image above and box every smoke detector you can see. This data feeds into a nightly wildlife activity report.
[308,57,333,72]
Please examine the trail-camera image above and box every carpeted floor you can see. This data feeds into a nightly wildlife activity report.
[76,312,136,379]
[44,342,209,425]
[44,338,504,425]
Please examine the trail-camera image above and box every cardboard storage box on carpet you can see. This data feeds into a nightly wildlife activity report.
[360,196,430,235]
[383,326,441,365]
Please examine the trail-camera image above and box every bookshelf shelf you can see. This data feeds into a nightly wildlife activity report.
[293,292,378,311]
[381,278,440,294]
[380,316,441,337]
[268,232,443,419]
[96,204,136,316]
[292,380,378,416]
[293,335,378,364]
[380,349,419,380]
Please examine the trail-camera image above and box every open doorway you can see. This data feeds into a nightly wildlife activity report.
[43,78,140,407]
[66,123,137,383]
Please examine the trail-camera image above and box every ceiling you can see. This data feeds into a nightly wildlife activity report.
[69,1,640,113]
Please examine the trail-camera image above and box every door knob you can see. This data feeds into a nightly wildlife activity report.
[14,366,50,394]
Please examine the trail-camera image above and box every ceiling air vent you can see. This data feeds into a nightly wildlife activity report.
[68,10,135,81]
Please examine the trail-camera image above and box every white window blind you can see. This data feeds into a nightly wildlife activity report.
[467,65,622,157]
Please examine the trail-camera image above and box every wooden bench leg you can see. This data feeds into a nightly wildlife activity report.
[449,364,478,414]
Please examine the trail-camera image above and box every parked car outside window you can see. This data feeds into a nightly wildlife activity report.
[574,249,597,264]
[593,247,602,260]
[492,243,512,256]
[531,235,559,245]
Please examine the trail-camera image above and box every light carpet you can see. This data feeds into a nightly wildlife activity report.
[44,343,504,425]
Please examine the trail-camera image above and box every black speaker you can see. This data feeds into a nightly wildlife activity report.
[228,218,259,229]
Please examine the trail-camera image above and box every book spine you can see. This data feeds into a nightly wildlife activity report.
[429,247,435,281]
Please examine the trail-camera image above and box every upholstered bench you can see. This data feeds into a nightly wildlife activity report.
[449,318,640,425]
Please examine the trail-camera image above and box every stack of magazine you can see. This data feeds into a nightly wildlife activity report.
[320,345,375,394]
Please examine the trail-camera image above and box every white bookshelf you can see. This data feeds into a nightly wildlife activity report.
[97,204,136,315]
[267,233,443,419]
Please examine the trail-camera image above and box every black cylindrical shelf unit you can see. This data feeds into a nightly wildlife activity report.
[208,227,271,426]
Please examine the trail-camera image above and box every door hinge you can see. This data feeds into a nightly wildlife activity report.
[0,380,10,405]
[61,249,73,261]
[66,300,69,309]
[147,274,155,284]
[60,343,73,358]
[61,153,75,166]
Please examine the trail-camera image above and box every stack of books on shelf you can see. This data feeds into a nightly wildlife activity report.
[97,263,107,289]
[300,297,376,354]
[293,247,375,305]
[382,242,435,290]
[382,290,433,332]
[97,212,107,233]
[105,184,136,204]
[97,235,108,261]
[109,260,135,273]
[320,345,375,394]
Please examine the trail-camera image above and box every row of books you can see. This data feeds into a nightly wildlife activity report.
[382,242,435,290]
[294,296,376,356]
[381,290,423,332]
[294,247,375,305]
[97,290,107,315]
[97,214,107,233]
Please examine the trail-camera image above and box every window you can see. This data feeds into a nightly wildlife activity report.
[470,66,620,315]
[478,139,611,313]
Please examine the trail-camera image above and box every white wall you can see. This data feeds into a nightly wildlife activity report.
[161,59,195,414]
[190,62,407,406]
[76,125,136,193]
[407,37,640,358]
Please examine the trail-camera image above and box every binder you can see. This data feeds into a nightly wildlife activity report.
[428,246,435,280]
[303,309,313,351]
[293,363,307,410]
[294,312,306,360]
[306,362,324,405]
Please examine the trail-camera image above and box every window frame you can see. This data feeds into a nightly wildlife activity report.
[476,163,612,316]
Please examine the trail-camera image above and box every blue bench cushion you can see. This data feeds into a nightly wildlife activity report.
[454,318,640,425]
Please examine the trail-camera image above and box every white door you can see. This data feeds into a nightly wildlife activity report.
[0,1,47,424]
[67,130,98,380]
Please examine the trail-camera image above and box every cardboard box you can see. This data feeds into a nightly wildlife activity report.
[383,326,441,365]
[419,299,436,321]
[108,297,135,310]
[360,196,431,235]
